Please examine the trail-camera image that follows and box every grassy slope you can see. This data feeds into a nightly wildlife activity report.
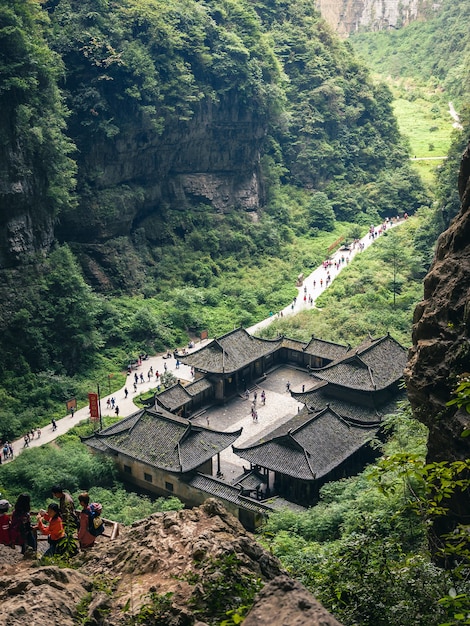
[349,20,458,188]
[257,214,425,347]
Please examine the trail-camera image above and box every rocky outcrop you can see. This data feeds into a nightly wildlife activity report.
[56,97,264,245]
[0,164,56,269]
[0,500,343,626]
[405,141,470,465]
[244,575,343,626]
[317,0,438,36]
[0,548,90,626]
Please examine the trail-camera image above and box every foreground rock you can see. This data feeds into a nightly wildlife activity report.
[243,575,343,626]
[0,500,343,625]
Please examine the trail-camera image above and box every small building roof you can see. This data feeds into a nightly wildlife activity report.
[311,334,407,391]
[84,407,241,473]
[187,473,273,515]
[280,337,307,351]
[156,383,193,412]
[303,336,350,361]
[178,327,282,374]
[291,387,405,422]
[233,469,267,490]
[266,497,307,513]
[233,406,380,481]
[185,378,213,395]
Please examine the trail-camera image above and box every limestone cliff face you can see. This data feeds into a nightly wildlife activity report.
[0,148,56,269]
[56,96,264,245]
[0,500,343,626]
[316,0,437,36]
[405,141,470,468]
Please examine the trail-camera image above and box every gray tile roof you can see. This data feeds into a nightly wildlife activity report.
[233,470,267,490]
[356,334,407,384]
[311,334,407,390]
[188,473,273,514]
[233,406,380,481]
[157,383,192,411]
[185,378,213,395]
[292,387,404,421]
[312,359,377,390]
[83,408,241,473]
[179,327,282,374]
[266,497,307,512]
[303,336,350,360]
[280,337,307,351]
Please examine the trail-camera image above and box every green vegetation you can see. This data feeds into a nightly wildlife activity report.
[0,0,76,218]
[350,0,469,194]
[350,0,470,106]
[260,403,470,625]
[259,213,428,347]
[128,591,175,625]
[393,97,452,158]
[0,421,183,524]
[183,553,262,624]
[76,575,119,625]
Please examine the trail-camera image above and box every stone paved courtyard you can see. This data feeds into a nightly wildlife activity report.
[191,365,313,482]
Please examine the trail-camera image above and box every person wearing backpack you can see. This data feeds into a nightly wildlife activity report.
[77,493,103,550]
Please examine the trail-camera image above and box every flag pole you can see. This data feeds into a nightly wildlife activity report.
[98,384,103,431]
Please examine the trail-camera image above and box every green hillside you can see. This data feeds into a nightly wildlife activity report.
[350,0,469,189]
[350,0,470,105]
[0,0,430,438]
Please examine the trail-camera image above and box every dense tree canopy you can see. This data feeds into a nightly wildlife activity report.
[0,0,430,438]
[0,0,76,218]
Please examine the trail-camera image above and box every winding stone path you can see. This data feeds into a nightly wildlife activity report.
[4,218,403,464]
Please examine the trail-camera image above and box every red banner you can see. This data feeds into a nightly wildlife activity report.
[88,393,99,421]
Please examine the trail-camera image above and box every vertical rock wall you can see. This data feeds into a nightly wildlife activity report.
[405,141,470,466]
[316,0,437,36]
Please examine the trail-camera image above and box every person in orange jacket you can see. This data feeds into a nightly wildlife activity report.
[37,503,65,556]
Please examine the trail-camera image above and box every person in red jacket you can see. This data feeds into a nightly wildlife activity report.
[0,500,11,546]
[37,503,65,557]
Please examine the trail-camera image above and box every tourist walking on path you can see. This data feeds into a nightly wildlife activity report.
[3,218,405,465]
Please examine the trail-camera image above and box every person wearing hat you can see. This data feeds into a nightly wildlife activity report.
[0,500,11,546]
[36,503,65,557]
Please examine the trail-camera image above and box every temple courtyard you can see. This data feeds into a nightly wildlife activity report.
[191,365,313,481]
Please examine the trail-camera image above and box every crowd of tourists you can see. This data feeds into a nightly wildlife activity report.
[0,484,104,558]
